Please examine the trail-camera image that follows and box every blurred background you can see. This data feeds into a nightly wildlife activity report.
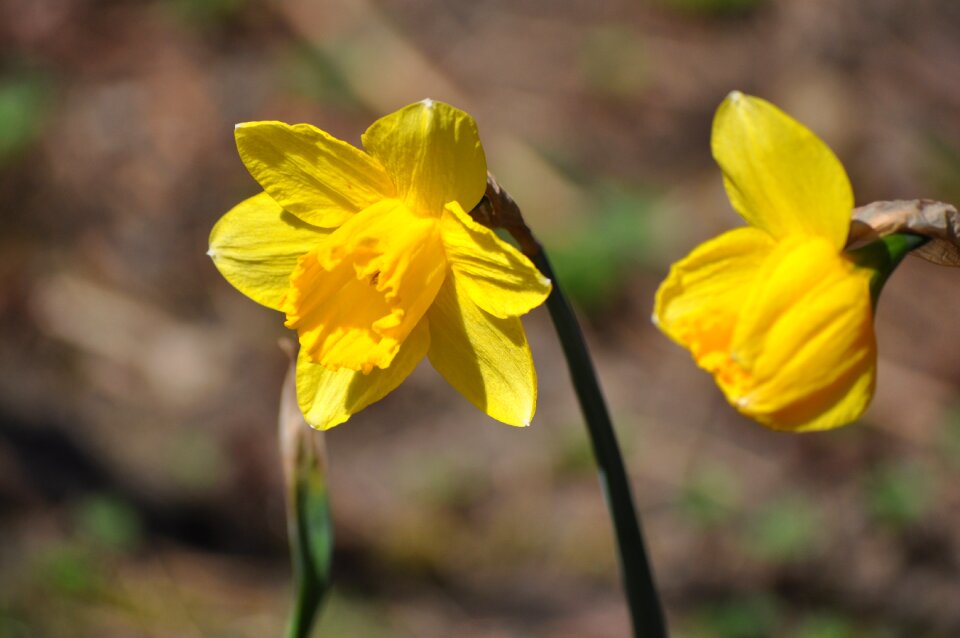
[3,0,960,636]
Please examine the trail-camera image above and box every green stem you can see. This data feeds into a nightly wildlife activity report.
[284,479,332,638]
[848,233,928,307]
[530,248,668,638]
[285,550,321,638]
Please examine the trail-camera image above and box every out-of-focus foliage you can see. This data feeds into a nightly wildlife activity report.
[166,0,247,24]
[924,136,960,221]
[579,26,649,99]
[686,594,779,638]
[73,494,143,552]
[790,613,856,638]
[0,71,50,165]
[549,186,654,310]
[283,46,359,107]
[660,0,766,15]
[863,461,934,529]
[679,465,741,528]
[745,493,822,562]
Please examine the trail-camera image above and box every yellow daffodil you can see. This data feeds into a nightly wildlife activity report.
[209,100,551,429]
[654,92,876,432]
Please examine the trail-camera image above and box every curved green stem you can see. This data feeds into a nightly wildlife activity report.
[469,177,666,636]
[848,232,928,307]
[531,248,668,638]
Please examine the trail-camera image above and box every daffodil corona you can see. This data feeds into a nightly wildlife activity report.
[209,100,551,429]
[654,92,877,432]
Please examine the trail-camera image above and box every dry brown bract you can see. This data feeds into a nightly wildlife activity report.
[848,199,960,266]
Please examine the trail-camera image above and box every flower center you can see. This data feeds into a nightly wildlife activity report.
[281,199,446,373]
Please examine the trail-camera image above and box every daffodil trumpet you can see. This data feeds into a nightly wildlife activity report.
[654,91,939,432]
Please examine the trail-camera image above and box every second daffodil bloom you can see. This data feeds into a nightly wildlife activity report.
[209,100,552,429]
[654,92,877,432]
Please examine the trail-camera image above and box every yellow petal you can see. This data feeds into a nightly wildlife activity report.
[426,274,536,427]
[282,199,446,373]
[439,201,552,318]
[756,356,875,433]
[235,121,395,228]
[653,226,776,370]
[712,92,853,249]
[361,100,487,215]
[296,318,430,430]
[208,192,328,310]
[727,237,876,431]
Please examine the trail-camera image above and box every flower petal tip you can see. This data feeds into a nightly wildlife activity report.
[206,247,216,258]
[420,97,434,108]
[506,414,532,428]
[727,90,745,103]
[315,414,349,431]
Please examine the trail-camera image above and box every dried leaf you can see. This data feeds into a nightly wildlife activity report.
[848,199,960,266]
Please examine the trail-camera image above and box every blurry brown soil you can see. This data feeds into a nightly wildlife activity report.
[2,0,960,636]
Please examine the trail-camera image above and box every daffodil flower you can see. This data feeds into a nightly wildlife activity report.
[209,100,552,429]
[654,92,877,432]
